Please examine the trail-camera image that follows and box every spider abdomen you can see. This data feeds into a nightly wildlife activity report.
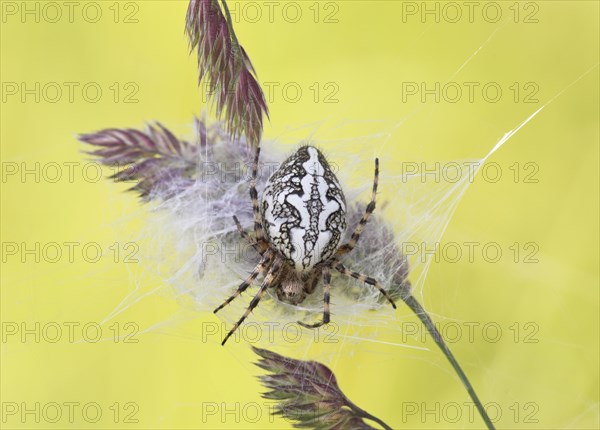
[261,146,347,272]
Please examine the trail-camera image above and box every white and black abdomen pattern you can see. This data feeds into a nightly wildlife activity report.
[261,146,346,272]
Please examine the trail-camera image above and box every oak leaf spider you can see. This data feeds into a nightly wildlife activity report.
[214,145,396,345]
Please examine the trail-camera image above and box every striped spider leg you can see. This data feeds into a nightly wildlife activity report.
[219,259,282,346]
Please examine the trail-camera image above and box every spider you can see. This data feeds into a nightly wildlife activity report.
[214,145,397,345]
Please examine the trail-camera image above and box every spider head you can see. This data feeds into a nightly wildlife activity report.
[276,273,307,305]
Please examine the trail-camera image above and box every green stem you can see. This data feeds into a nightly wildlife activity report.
[345,397,393,430]
[402,294,496,430]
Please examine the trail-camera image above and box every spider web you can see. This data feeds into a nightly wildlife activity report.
[96,67,588,344]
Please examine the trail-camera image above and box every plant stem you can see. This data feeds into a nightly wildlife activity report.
[345,397,393,430]
[402,294,496,430]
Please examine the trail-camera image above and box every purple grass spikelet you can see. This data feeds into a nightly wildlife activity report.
[185,0,268,149]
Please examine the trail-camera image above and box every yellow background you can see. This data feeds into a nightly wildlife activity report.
[1,1,598,429]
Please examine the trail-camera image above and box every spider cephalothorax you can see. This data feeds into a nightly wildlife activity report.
[214,145,396,345]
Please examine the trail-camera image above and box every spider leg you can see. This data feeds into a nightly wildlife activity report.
[335,158,379,257]
[221,258,282,346]
[249,146,266,242]
[232,215,267,255]
[334,262,396,309]
[213,252,273,314]
[298,267,331,329]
